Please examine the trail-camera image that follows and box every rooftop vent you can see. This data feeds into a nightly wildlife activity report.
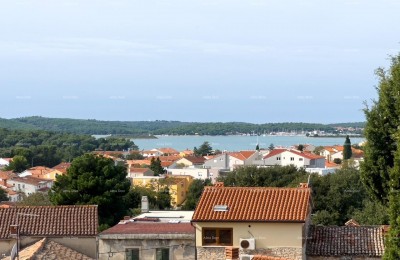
[214,205,229,212]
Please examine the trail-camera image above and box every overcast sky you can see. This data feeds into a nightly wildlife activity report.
[0,0,399,123]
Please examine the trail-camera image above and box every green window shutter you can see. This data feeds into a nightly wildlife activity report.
[126,249,139,260]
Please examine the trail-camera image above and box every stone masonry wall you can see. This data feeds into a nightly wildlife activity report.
[197,247,303,260]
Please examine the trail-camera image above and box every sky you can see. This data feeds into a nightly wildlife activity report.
[0,0,399,124]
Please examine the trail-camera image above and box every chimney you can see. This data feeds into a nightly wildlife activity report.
[299,183,309,188]
[141,196,149,213]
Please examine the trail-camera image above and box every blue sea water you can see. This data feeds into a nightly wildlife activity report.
[132,135,365,151]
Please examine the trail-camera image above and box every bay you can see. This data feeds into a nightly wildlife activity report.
[132,135,365,151]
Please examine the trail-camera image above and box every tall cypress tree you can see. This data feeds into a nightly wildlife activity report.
[359,54,400,258]
[343,135,352,160]
[360,55,400,204]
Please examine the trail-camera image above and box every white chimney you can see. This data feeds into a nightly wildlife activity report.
[141,196,149,213]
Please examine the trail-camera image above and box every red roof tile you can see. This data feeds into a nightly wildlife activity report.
[100,222,194,235]
[0,205,98,239]
[183,156,206,164]
[192,186,311,222]
[306,225,385,257]
[263,149,287,159]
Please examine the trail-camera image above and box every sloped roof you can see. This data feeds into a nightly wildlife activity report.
[263,149,324,160]
[306,225,385,257]
[0,171,16,180]
[51,162,71,173]
[182,156,206,164]
[192,186,311,222]
[129,168,153,173]
[263,149,287,159]
[0,205,98,239]
[157,147,179,154]
[8,176,51,186]
[100,222,194,235]
[1,238,94,260]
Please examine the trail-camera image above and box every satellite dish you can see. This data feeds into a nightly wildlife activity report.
[10,243,17,260]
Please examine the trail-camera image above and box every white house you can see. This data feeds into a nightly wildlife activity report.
[263,149,325,168]
[168,168,210,180]
[7,176,53,198]
[204,151,258,171]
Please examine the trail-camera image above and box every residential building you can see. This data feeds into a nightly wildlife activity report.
[7,176,53,198]
[0,205,98,258]
[191,183,311,260]
[163,175,193,207]
[263,149,325,168]
[204,151,258,171]
[0,171,19,202]
[19,166,53,178]
[179,149,194,157]
[168,168,210,180]
[169,156,206,169]
[157,147,180,156]
[127,168,155,178]
[98,208,195,260]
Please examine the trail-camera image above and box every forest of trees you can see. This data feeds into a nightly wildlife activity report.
[0,128,138,170]
[0,116,363,136]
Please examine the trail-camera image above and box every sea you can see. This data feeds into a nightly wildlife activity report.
[130,135,365,151]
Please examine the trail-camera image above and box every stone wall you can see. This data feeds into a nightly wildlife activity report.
[242,247,303,260]
[197,247,303,260]
[197,247,226,260]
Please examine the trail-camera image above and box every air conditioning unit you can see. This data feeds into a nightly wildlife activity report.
[240,255,254,260]
[239,238,256,250]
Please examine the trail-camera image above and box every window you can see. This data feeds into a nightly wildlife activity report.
[202,228,233,246]
[156,248,169,260]
[290,157,294,161]
[276,157,281,161]
[299,158,303,161]
[125,248,139,260]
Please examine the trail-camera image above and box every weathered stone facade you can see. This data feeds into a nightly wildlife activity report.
[197,247,303,260]
[197,247,226,260]
[99,234,195,260]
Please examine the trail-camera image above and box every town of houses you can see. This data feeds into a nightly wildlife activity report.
[0,144,386,260]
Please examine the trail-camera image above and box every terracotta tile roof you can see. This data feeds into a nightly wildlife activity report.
[129,168,152,173]
[325,161,339,168]
[126,159,151,166]
[27,167,53,176]
[0,205,98,239]
[228,151,256,161]
[100,222,194,235]
[51,162,71,173]
[263,149,287,159]
[183,156,206,164]
[192,186,311,222]
[306,225,385,257]
[0,171,16,180]
[252,255,291,260]
[158,147,179,155]
[156,155,181,162]
[9,176,52,186]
